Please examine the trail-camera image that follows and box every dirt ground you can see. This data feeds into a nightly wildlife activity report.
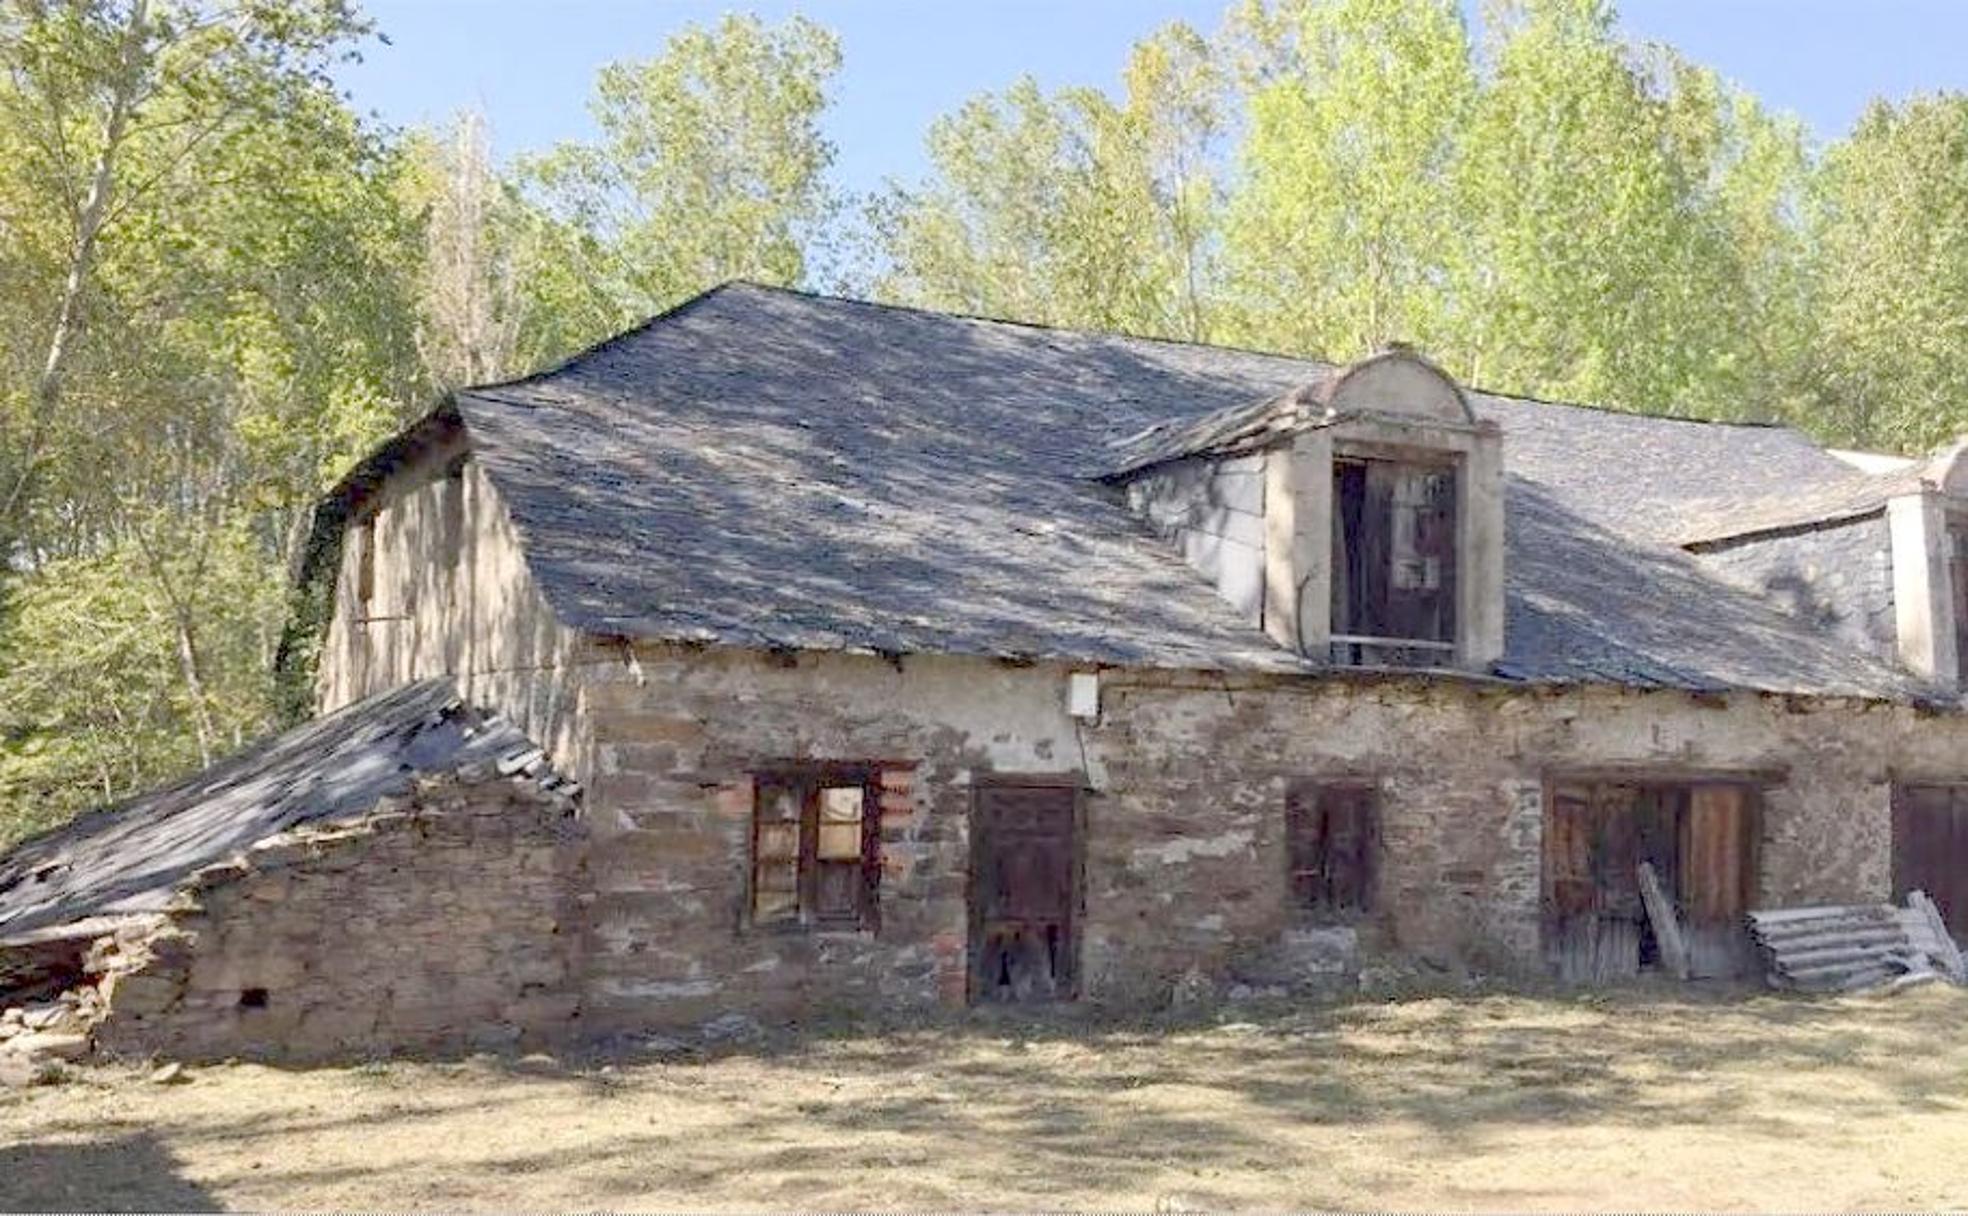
[3,984,1967,1211]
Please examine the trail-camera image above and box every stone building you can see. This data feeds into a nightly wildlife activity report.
[8,282,1968,1059]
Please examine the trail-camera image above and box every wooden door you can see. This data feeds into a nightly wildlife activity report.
[1893,784,1968,939]
[1543,780,1756,981]
[1544,782,1653,982]
[970,779,1080,1003]
[1678,785,1758,977]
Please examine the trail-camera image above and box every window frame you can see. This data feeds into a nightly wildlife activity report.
[747,763,883,932]
[1328,450,1461,667]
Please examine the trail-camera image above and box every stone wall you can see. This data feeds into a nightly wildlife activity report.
[90,773,588,1062]
[1696,515,1898,660]
[568,642,1967,1025]
[39,639,1968,1059]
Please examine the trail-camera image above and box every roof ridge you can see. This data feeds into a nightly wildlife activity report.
[572,280,1813,439]
[456,283,745,396]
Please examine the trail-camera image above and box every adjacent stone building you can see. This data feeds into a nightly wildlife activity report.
[9,282,1968,1059]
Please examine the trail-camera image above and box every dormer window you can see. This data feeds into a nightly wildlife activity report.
[1106,346,1505,673]
[1331,456,1458,666]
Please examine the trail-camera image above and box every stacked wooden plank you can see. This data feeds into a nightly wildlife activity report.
[1748,894,1965,992]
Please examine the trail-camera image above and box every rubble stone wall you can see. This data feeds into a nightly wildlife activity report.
[90,774,588,1063]
[571,643,1968,1024]
[33,639,1968,1060]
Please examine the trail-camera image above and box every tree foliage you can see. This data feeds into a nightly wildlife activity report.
[6,1,1968,849]
[869,0,1962,440]
[519,12,842,338]
[870,24,1225,340]
[1806,94,1968,450]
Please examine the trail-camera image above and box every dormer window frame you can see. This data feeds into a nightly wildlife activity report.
[1259,363,1506,674]
[1106,347,1505,675]
[1328,440,1463,667]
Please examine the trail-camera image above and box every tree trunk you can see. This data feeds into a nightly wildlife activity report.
[1,0,152,533]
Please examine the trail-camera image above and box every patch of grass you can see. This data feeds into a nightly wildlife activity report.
[3,987,1967,1210]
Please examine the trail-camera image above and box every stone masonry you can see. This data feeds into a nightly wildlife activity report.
[566,642,1938,1028]
[87,771,587,1062]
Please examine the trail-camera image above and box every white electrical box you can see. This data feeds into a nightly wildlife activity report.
[1067,671,1100,720]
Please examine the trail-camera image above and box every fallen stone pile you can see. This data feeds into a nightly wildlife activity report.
[0,986,101,1085]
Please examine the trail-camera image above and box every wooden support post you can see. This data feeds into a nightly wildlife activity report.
[1637,861,1691,981]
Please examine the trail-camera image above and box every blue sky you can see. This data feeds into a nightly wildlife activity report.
[337,0,1968,196]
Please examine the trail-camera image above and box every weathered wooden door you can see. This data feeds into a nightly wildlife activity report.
[1893,784,1968,939]
[970,779,1080,1003]
[1544,780,1758,982]
[1678,785,1758,977]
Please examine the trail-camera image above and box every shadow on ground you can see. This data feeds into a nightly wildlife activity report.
[0,1133,219,1213]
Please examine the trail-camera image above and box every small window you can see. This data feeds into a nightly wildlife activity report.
[1285,781,1377,919]
[1331,457,1457,666]
[355,517,377,617]
[751,767,880,929]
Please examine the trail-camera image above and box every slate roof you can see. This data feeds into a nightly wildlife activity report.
[1668,468,1915,548]
[1108,382,1327,476]
[336,282,1931,702]
[0,680,558,943]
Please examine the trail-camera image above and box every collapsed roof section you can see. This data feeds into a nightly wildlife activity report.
[0,679,566,944]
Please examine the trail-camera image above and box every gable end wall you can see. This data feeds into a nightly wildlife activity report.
[316,446,594,784]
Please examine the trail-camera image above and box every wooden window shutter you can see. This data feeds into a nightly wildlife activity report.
[1286,782,1378,918]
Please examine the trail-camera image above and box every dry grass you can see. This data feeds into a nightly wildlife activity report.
[5,984,1968,1211]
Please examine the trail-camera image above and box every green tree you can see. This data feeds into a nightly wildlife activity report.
[870,23,1227,341]
[0,520,282,844]
[520,13,842,336]
[0,0,378,553]
[1806,94,1968,450]
[0,1,423,845]
[1450,0,1812,418]
[1222,0,1476,359]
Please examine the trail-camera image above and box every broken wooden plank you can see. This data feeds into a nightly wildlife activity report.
[1748,904,1886,926]
[1907,890,1966,983]
[1636,860,1690,980]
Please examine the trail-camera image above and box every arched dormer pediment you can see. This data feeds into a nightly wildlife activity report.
[1110,344,1505,674]
[1315,347,1476,427]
